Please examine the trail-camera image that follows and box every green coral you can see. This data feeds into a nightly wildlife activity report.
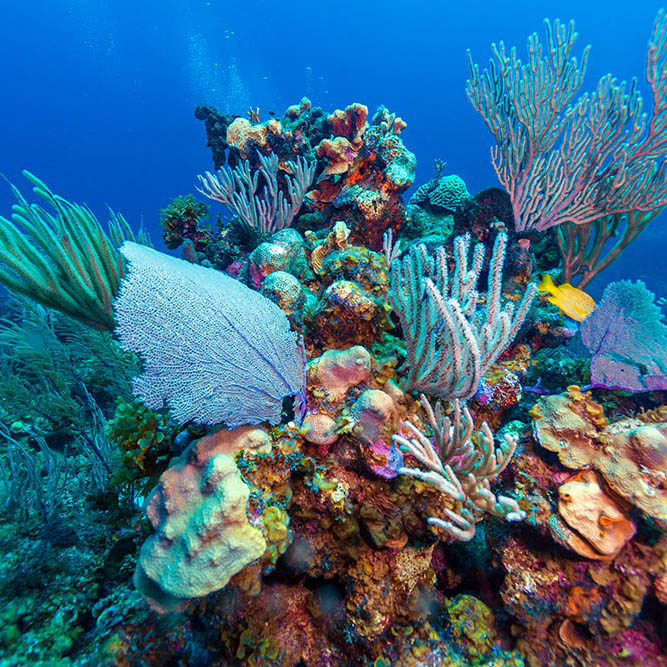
[105,398,176,494]
[235,628,283,665]
[0,297,137,432]
[0,172,138,330]
[261,505,292,567]
[159,194,210,250]
[404,205,454,243]
[446,594,496,662]
[525,347,590,392]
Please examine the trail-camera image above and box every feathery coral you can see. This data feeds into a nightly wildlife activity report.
[196,151,316,234]
[0,172,134,330]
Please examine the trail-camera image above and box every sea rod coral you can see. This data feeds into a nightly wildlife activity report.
[196,151,316,235]
[467,12,667,233]
[389,231,536,400]
[394,394,525,541]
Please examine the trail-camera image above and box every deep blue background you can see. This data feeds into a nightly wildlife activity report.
[1,0,665,297]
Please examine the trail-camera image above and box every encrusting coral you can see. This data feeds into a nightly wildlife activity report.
[554,469,636,560]
[533,387,667,521]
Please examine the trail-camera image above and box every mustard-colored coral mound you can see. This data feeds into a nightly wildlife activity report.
[134,426,269,613]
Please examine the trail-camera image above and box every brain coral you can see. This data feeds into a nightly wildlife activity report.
[429,174,470,211]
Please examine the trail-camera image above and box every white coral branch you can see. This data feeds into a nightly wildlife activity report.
[393,394,524,541]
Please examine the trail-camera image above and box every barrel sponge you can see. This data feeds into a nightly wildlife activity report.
[134,426,269,613]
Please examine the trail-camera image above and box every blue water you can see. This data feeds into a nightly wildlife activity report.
[2,4,667,663]
[1,0,665,296]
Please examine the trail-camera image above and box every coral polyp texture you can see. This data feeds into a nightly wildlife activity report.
[1,12,667,667]
[134,426,271,613]
[533,387,667,522]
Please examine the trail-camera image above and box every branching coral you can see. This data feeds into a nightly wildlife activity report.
[0,297,137,431]
[555,209,663,288]
[0,423,71,524]
[389,232,536,400]
[0,300,81,429]
[393,394,525,541]
[466,12,667,232]
[196,151,316,234]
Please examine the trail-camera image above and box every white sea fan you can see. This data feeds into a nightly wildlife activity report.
[114,242,305,427]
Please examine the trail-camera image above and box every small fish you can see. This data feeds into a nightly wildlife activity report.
[538,274,595,322]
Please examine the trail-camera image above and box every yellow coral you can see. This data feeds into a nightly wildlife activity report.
[529,404,544,421]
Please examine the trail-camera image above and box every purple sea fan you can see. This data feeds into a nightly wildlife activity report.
[580,280,667,391]
[114,242,306,427]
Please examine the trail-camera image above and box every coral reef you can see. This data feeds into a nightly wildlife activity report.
[134,426,271,613]
[533,387,667,522]
[159,194,211,252]
[2,20,667,658]
[195,98,416,253]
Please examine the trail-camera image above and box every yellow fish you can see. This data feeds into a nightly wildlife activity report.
[537,274,595,322]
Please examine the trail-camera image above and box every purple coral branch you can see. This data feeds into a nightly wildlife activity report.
[467,11,667,232]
